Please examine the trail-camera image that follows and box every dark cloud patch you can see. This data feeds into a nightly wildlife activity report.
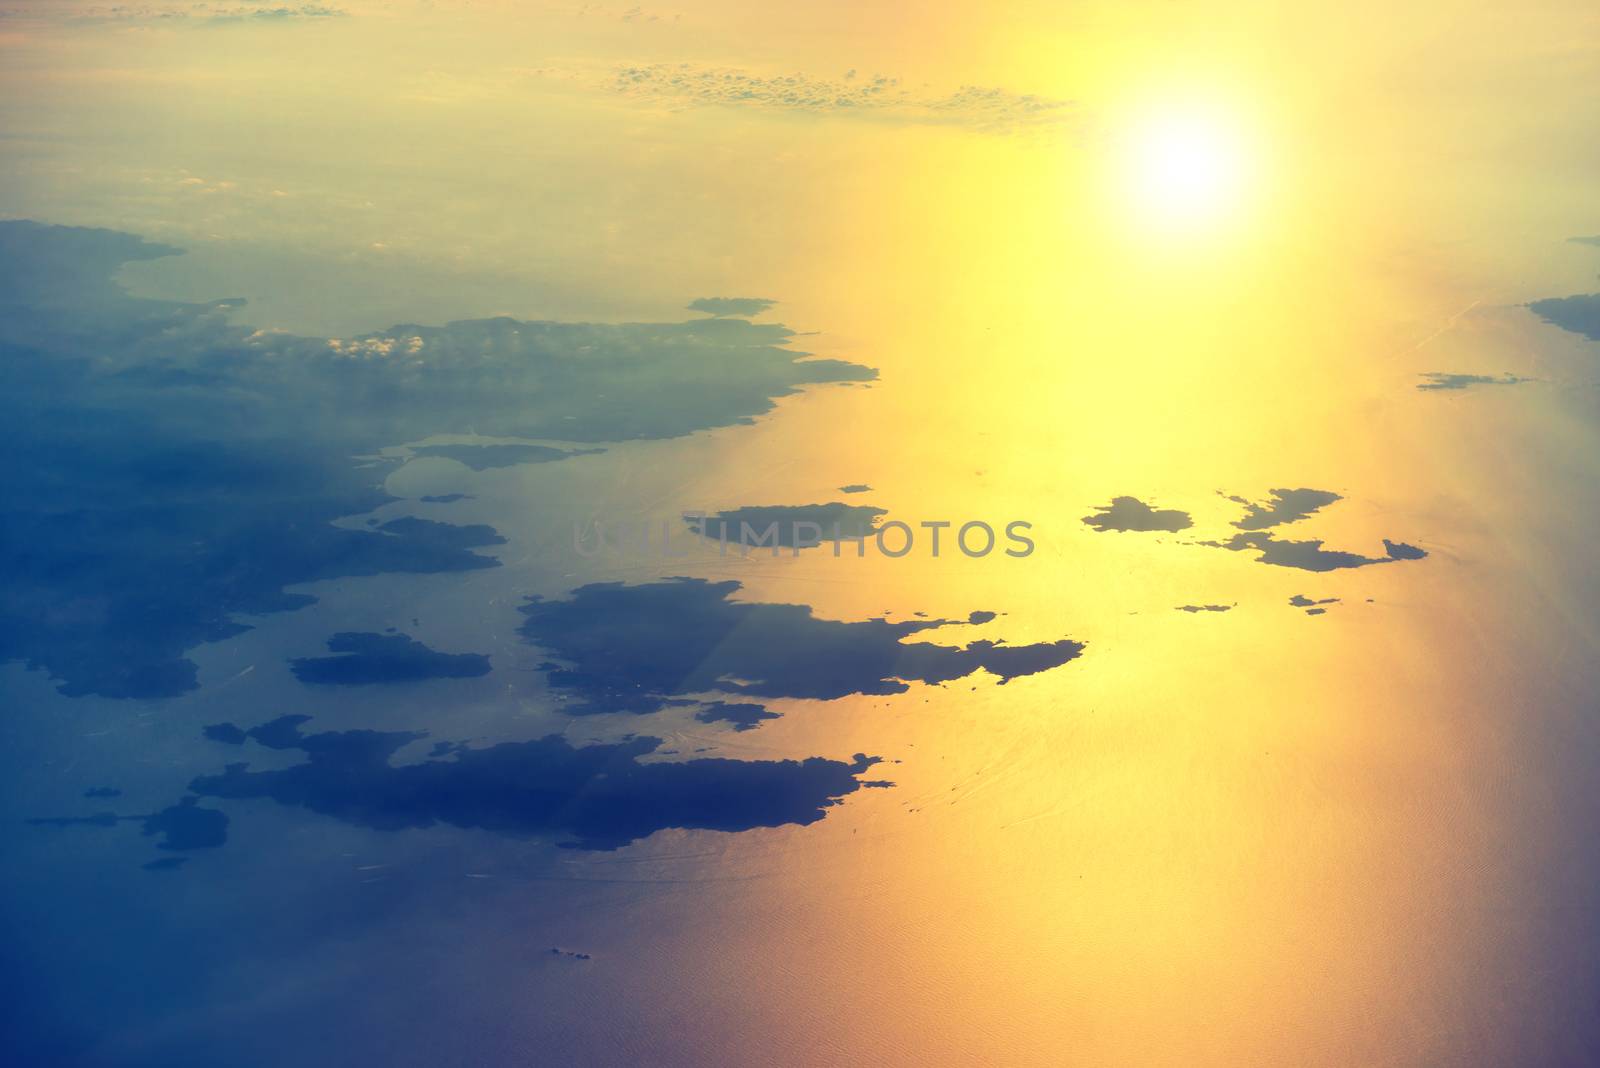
[1176,604,1232,614]
[187,715,884,851]
[1570,236,1600,247]
[839,484,871,494]
[967,610,997,624]
[1081,497,1192,533]
[1417,372,1530,391]
[418,493,470,503]
[1528,293,1600,340]
[1207,532,1427,572]
[83,787,122,799]
[290,632,491,686]
[0,221,873,698]
[685,503,887,549]
[694,702,781,732]
[410,443,599,470]
[1224,488,1341,530]
[517,577,1084,716]
[687,297,775,318]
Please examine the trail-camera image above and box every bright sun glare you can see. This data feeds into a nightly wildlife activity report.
[1120,106,1255,232]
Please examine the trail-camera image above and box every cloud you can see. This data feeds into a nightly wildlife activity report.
[839,484,871,494]
[610,64,1071,132]
[1416,372,1530,391]
[517,577,1084,716]
[1224,488,1341,530]
[290,632,491,686]
[2,2,347,24]
[1081,496,1192,533]
[688,297,775,318]
[183,715,886,851]
[0,220,874,699]
[306,317,876,444]
[1175,604,1232,613]
[209,4,344,20]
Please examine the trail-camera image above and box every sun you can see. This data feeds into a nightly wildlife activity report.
[1117,104,1256,233]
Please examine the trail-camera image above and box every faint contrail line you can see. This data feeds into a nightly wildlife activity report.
[1396,298,1481,356]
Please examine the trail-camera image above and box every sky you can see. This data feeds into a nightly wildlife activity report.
[4,2,1600,1066]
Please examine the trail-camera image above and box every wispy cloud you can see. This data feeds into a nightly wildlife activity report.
[0,2,345,24]
[609,63,1071,132]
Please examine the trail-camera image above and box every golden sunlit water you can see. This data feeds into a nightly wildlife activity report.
[4,2,1600,1065]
